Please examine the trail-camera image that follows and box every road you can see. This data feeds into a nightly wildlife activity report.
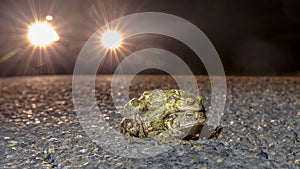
[0,75,299,168]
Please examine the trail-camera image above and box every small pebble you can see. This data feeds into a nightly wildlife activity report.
[257,150,268,159]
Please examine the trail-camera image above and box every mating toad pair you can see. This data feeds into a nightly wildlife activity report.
[120,89,221,145]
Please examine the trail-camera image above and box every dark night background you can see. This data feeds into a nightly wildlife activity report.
[0,0,299,76]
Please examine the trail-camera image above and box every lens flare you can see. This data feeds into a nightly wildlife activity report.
[27,22,59,47]
[101,30,122,49]
[45,15,53,21]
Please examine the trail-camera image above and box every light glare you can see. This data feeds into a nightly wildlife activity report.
[46,15,53,21]
[27,22,59,47]
[101,30,122,49]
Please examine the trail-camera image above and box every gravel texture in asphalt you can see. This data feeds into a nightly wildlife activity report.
[0,75,299,168]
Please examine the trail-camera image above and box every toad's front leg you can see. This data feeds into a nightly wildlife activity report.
[120,118,144,137]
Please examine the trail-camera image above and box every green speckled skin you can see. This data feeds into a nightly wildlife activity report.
[120,89,207,141]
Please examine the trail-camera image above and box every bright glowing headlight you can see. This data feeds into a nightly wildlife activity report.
[27,22,59,47]
[101,30,122,49]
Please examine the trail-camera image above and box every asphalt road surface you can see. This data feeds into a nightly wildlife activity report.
[0,75,299,168]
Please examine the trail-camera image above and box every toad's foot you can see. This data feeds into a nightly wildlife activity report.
[180,140,204,150]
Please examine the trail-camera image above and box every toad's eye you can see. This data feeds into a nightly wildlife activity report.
[186,113,193,118]
[187,98,195,105]
[165,113,177,120]
[169,95,179,100]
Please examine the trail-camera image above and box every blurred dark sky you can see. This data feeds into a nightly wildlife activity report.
[0,0,299,76]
